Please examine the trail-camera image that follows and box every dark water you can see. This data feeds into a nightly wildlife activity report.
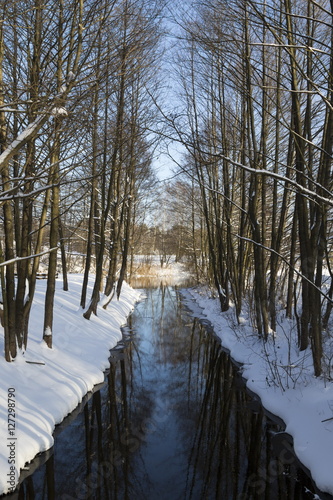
[10,285,332,500]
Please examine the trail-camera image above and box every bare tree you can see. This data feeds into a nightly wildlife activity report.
[166,0,333,375]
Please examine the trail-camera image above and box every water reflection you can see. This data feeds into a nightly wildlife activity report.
[129,275,195,289]
[14,285,331,500]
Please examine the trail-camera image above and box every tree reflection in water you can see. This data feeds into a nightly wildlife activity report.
[16,284,330,500]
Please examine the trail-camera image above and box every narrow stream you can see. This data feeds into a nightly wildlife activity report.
[12,284,331,499]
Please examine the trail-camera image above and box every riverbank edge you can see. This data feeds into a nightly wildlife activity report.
[181,286,333,499]
[0,274,142,496]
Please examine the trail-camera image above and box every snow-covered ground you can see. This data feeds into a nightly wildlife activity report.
[182,286,333,498]
[0,275,141,496]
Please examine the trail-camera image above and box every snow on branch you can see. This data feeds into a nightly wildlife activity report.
[0,83,72,174]
[0,247,58,268]
[237,235,333,304]
[0,113,50,173]
[0,182,58,203]
[219,154,333,207]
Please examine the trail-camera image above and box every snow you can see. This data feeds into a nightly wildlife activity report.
[43,326,52,336]
[0,274,141,496]
[51,106,68,117]
[182,286,333,497]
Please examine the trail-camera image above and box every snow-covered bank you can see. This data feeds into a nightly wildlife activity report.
[0,275,141,496]
[182,286,333,498]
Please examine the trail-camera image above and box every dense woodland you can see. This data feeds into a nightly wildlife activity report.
[0,0,161,361]
[0,0,332,377]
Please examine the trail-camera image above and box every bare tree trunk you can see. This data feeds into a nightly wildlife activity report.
[43,122,61,347]
[59,217,68,291]
[43,0,64,347]
[0,7,16,360]
[309,0,333,374]
[244,6,269,338]
[80,83,99,309]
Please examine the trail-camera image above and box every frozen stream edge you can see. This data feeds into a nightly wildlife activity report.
[181,286,333,499]
[0,275,142,496]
